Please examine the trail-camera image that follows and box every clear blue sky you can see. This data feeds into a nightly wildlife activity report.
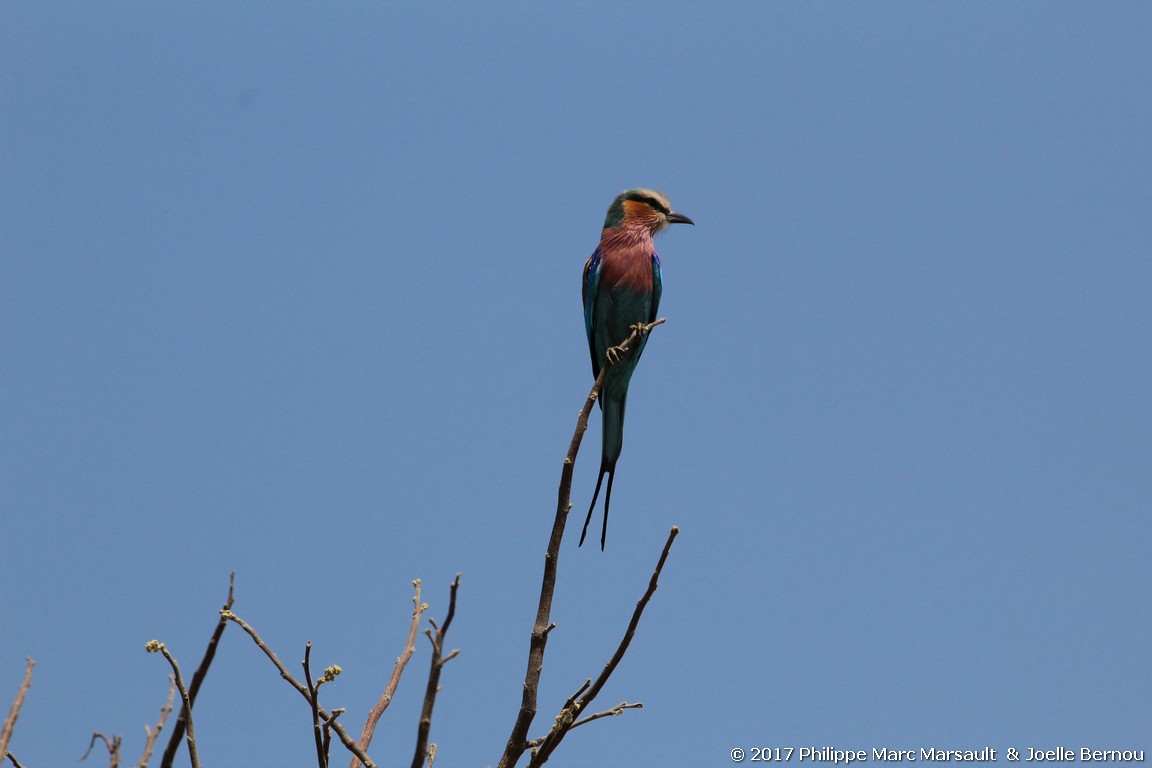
[3,5,1149,767]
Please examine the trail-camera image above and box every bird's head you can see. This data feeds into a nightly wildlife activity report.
[603,188,694,235]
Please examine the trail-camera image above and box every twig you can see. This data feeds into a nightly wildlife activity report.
[351,579,427,768]
[527,700,641,748]
[80,732,121,767]
[324,708,345,764]
[528,526,679,766]
[578,526,677,706]
[221,611,376,768]
[6,751,27,768]
[137,677,176,768]
[145,642,200,768]
[160,572,234,768]
[410,575,461,768]
[0,658,33,760]
[497,320,666,768]
[522,680,590,751]
[303,643,327,768]
[570,701,643,729]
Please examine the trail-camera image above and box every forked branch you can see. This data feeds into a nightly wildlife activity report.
[137,677,176,768]
[497,318,673,768]
[410,574,461,768]
[144,642,200,768]
[80,733,121,767]
[528,526,679,766]
[221,611,376,768]
[159,572,234,768]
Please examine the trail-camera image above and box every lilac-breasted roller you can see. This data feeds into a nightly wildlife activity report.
[580,189,693,549]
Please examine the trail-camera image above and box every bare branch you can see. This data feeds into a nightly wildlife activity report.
[0,657,34,760]
[80,732,121,767]
[571,701,643,729]
[565,679,591,704]
[222,611,377,768]
[410,574,461,768]
[523,680,591,751]
[351,579,427,768]
[5,750,27,768]
[303,643,328,768]
[324,708,345,764]
[160,572,234,768]
[145,642,200,768]
[579,526,678,707]
[526,700,642,750]
[137,677,176,768]
[528,525,680,766]
[497,320,666,768]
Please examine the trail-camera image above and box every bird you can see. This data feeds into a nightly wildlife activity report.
[580,188,693,549]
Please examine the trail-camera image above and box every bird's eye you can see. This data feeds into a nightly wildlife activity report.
[634,195,669,214]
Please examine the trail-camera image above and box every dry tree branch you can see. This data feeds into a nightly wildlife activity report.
[221,611,376,768]
[351,578,428,768]
[145,642,201,768]
[80,732,122,768]
[159,572,234,768]
[0,657,33,760]
[303,643,327,768]
[137,677,176,768]
[497,319,668,768]
[302,648,342,768]
[522,680,591,752]
[528,526,679,766]
[323,707,346,764]
[5,750,26,768]
[577,525,677,708]
[410,574,461,768]
[570,701,643,729]
[524,701,642,751]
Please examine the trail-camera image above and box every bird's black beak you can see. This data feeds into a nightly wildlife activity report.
[667,211,695,225]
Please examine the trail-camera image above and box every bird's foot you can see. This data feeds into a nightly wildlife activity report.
[606,345,625,365]
[629,321,650,335]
